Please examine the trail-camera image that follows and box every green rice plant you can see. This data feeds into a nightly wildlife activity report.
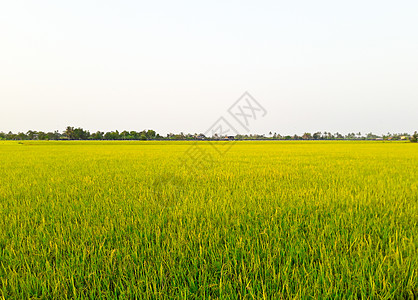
[0,141,416,299]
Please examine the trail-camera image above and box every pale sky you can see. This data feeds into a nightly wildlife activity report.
[1,0,417,136]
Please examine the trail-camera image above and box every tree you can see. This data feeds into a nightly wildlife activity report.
[366,132,378,140]
[146,130,156,140]
[313,132,321,140]
[73,128,89,140]
[121,131,130,140]
[65,126,75,140]
[346,133,356,140]
[37,132,47,140]
[47,131,60,140]
[17,132,28,140]
[27,130,37,140]
[302,133,312,140]
[104,131,120,140]
[104,132,113,140]
[411,131,418,143]
[335,132,344,139]
[6,131,16,140]
[91,131,104,140]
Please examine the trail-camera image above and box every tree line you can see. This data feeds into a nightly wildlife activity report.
[0,127,417,142]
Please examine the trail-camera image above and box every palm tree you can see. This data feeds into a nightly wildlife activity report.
[64,126,75,140]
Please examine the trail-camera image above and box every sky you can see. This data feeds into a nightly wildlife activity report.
[1,0,417,136]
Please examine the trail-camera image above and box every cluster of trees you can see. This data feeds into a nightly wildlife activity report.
[264,131,416,141]
[0,127,160,141]
[0,127,417,142]
[63,127,159,140]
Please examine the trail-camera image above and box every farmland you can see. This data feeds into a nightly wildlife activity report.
[0,141,417,298]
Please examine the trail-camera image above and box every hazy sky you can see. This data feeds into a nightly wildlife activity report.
[1,0,417,135]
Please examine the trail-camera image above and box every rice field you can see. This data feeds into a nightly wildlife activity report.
[0,141,417,299]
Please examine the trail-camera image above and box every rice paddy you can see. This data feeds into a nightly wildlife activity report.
[0,141,417,298]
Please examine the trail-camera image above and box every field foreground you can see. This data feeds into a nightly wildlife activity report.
[0,141,417,298]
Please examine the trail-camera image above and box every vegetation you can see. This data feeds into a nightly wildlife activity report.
[0,140,416,298]
[411,131,418,143]
[0,127,416,141]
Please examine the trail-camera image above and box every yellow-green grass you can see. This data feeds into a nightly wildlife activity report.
[0,141,417,298]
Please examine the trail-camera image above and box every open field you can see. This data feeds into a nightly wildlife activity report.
[0,141,417,298]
